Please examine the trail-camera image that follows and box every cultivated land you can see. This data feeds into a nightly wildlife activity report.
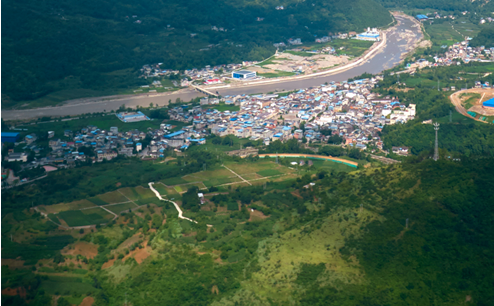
[32,159,356,228]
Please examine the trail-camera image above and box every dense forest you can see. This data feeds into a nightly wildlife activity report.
[1,0,391,107]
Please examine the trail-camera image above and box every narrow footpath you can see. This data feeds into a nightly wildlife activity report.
[148,182,197,223]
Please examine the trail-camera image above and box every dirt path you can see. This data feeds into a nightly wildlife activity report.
[221,165,252,186]
[148,182,197,223]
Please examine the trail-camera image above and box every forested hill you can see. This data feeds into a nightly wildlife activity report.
[1,0,391,106]
[470,27,494,47]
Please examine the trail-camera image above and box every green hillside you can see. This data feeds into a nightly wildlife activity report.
[2,155,493,305]
[470,27,494,47]
[1,0,391,108]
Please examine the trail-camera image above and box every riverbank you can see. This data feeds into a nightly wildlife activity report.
[2,13,422,121]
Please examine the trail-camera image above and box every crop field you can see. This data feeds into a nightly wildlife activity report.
[38,200,96,214]
[106,203,138,215]
[257,169,282,177]
[97,190,128,204]
[152,183,168,195]
[134,186,156,199]
[118,187,140,201]
[58,208,113,227]
[161,177,189,186]
[174,186,183,193]
[87,196,108,206]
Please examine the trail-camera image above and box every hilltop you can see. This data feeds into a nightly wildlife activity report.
[1,0,391,108]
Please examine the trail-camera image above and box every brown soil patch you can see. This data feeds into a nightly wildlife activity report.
[116,182,122,187]
[183,231,197,237]
[122,241,151,264]
[212,285,219,295]
[115,233,142,253]
[2,287,27,299]
[248,209,269,222]
[63,242,98,259]
[79,296,95,306]
[2,259,26,269]
[291,191,303,199]
[465,295,472,302]
[216,206,228,213]
[102,259,116,269]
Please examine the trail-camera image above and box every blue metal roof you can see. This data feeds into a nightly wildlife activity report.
[164,130,185,138]
[483,97,494,108]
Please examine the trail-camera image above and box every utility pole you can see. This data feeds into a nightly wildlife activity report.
[449,110,452,123]
[406,218,409,229]
[433,122,440,161]
[276,152,278,164]
[437,79,440,92]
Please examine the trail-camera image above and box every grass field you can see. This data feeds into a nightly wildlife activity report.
[58,208,113,227]
[257,169,282,177]
[174,186,183,193]
[257,71,297,78]
[97,191,128,204]
[87,197,108,206]
[201,103,240,112]
[134,186,156,199]
[162,177,189,186]
[106,203,138,215]
[39,200,96,214]
[152,183,168,195]
[19,113,161,138]
[118,187,140,201]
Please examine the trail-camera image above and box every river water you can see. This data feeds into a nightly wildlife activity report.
[3,14,422,121]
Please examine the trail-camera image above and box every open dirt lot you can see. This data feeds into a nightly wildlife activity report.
[254,52,350,74]
[450,88,494,120]
[62,242,98,259]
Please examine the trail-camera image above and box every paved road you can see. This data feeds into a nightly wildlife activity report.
[2,13,422,121]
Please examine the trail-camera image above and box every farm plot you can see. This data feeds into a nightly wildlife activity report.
[58,208,114,227]
[161,177,189,186]
[97,190,128,204]
[152,183,168,196]
[38,200,96,214]
[118,187,140,201]
[87,196,108,206]
[106,203,138,215]
[257,169,282,177]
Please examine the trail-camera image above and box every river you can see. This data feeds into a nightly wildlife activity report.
[2,14,422,121]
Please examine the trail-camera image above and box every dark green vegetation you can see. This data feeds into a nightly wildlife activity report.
[374,63,494,157]
[3,152,494,305]
[470,27,494,48]
[2,0,391,109]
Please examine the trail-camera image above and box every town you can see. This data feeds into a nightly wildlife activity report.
[2,76,418,185]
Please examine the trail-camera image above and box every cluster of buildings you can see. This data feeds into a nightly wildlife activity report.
[406,40,494,72]
[168,78,415,152]
[416,11,494,24]
[3,79,421,170]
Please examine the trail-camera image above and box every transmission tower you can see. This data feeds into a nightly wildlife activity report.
[433,122,440,161]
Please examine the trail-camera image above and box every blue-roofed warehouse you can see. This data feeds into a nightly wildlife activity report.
[1,132,20,143]
[483,97,494,109]
[416,14,428,21]
[164,130,185,139]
